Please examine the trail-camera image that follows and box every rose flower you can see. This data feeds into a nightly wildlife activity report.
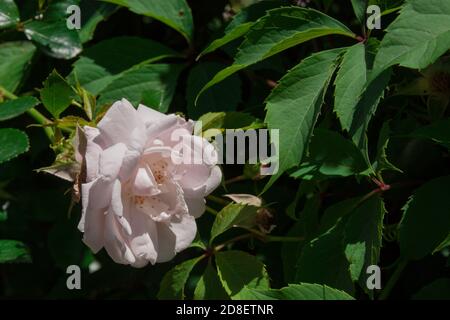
[74,99,221,267]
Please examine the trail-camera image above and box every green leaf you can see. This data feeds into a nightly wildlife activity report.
[210,204,259,244]
[40,70,75,118]
[197,7,355,99]
[157,256,203,300]
[196,112,262,132]
[0,209,6,222]
[264,48,343,190]
[197,0,283,58]
[69,36,179,95]
[290,128,368,180]
[0,0,20,29]
[194,260,229,300]
[413,278,450,300]
[0,41,36,93]
[186,62,242,119]
[282,193,320,283]
[24,20,82,59]
[408,118,450,149]
[0,240,31,263]
[372,121,402,174]
[0,128,29,164]
[349,68,392,156]
[372,0,450,78]
[433,233,450,253]
[238,283,355,300]
[216,250,270,299]
[399,175,450,260]
[295,218,354,295]
[97,64,184,112]
[334,43,367,132]
[319,196,361,233]
[79,0,117,43]
[344,195,385,295]
[0,97,39,121]
[102,0,193,42]
[351,0,367,23]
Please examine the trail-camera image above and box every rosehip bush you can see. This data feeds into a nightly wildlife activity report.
[0,0,449,300]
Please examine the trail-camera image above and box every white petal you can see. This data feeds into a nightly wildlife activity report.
[204,166,222,195]
[80,181,105,253]
[99,143,128,181]
[110,180,132,236]
[133,166,158,196]
[185,197,206,218]
[155,222,176,263]
[97,99,141,147]
[169,214,197,253]
[126,204,159,265]
[104,211,136,265]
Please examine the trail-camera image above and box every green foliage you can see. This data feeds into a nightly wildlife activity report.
[194,260,229,300]
[216,250,270,299]
[102,0,194,42]
[399,175,450,260]
[210,204,259,244]
[0,0,449,301]
[372,0,450,77]
[0,128,29,164]
[96,64,184,112]
[265,49,343,188]
[69,37,179,95]
[158,256,203,300]
[0,0,19,30]
[0,240,31,263]
[0,41,36,92]
[237,283,355,300]
[40,70,76,118]
[197,7,355,100]
[0,97,39,121]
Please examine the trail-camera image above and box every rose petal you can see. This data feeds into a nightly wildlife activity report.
[104,211,136,265]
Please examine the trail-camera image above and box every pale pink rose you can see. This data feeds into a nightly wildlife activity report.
[76,99,221,267]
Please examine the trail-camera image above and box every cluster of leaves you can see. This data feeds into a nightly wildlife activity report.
[0,0,449,299]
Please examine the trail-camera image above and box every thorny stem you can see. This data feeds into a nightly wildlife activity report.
[0,86,54,141]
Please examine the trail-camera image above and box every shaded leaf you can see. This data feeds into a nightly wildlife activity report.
[0,41,36,92]
[186,62,241,119]
[157,256,203,300]
[0,128,29,164]
[194,260,229,300]
[103,0,194,42]
[210,204,258,244]
[97,64,184,112]
[238,283,355,300]
[399,175,450,260]
[0,96,39,121]
[0,240,31,263]
[40,70,75,118]
[216,250,270,299]
[69,36,179,95]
